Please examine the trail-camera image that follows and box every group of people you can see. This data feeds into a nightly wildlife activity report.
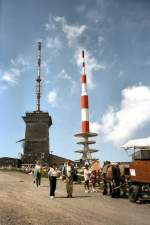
[33,160,128,199]
[33,160,99,199]
[34,160,75,199]
[84,165,97,193]
[48,160,76,198]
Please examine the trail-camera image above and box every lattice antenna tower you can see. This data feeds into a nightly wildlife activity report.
[36,41,42,112]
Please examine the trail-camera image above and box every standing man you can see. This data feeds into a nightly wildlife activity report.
[34,160,41,188]
[66,161,74,198]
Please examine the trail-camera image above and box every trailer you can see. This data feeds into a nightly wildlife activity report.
[122,138,150,203]
[128,158,150,202]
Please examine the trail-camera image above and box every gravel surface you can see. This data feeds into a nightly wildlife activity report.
[0,170,149,225]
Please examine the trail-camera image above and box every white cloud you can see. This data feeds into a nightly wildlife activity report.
[45,16,56,31]
[56,69,76,95]
[46,37,62,50]
[86,8,101,24]
[45,16,87,47]
[56,69,71,80]
[45,36,63,57]
[91,85,150,144]
[45,16,63,55]
[42,60,50,75]
[0,55,29,88]
[63,23,86,46]
[90,121,101,133]
[10,55,29,67]
[47,90,57,107]
[1,72,18,84]
[75,48,105,89]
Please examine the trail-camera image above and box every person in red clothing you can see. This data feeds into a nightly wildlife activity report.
[90,170,97,192]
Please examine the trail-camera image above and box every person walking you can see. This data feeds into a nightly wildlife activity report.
[66,161,74,198]
[90,170,97,192]
[84,165,90,193]
[34,160,41,188]
[48,163,58,198]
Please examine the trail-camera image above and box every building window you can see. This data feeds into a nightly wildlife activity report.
[41,153,45,159]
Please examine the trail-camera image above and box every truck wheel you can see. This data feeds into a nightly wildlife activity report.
[129,185,139,202]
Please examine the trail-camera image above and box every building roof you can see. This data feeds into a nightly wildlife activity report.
[122,137,150,150]
[49,154,73,165]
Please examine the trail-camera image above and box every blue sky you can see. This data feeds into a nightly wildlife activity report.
[0,0,150,165]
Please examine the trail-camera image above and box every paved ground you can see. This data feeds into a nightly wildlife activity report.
[0,170,149,225]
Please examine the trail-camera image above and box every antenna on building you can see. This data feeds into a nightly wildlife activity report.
[36,41,42,112]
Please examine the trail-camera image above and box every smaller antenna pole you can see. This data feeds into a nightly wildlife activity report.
[82,50,86,75]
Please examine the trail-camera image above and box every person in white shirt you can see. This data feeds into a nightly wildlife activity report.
[34,160,41,188]
[84,165,91,193]
[48,163,58,198]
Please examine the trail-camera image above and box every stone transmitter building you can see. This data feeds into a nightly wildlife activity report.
[21,112,52,164]
[22,41,52,164]
[21,41,52,165]
[21,42,71,166]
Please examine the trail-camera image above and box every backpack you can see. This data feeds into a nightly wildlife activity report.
[62,165,67,176]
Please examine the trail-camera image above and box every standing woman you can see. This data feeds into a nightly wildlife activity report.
[34,160,41,188]
[48,163,58,198]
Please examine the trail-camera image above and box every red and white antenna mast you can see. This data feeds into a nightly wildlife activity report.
[81,50,89,133]
[36,41,42,112]
[74,50,98,165]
